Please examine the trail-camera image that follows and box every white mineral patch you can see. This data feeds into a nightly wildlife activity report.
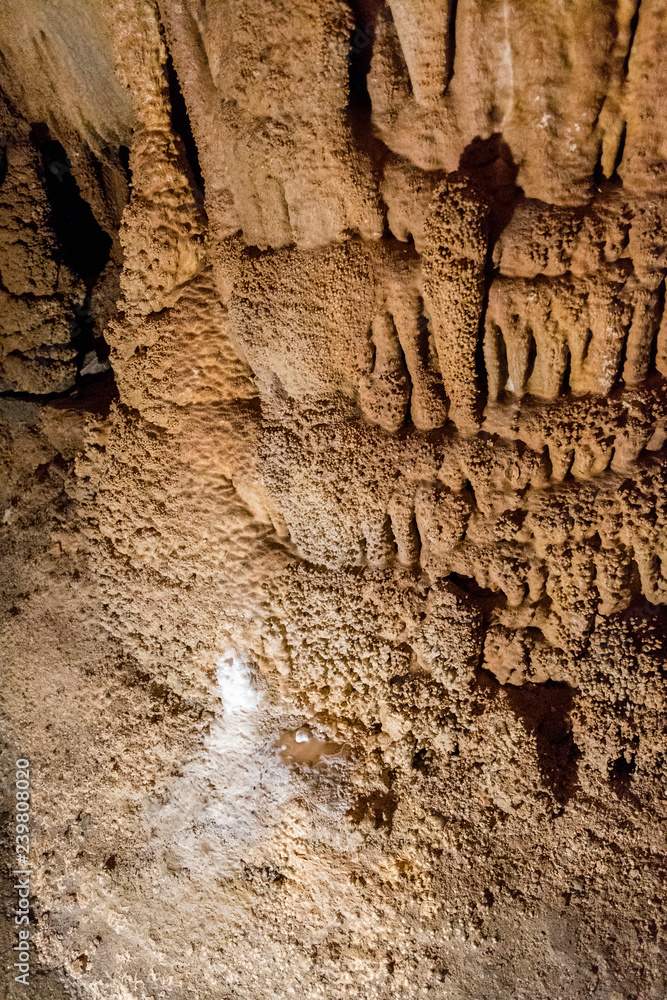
[215,650,261,715]
[138,648,349,901]
[145,648,292,879]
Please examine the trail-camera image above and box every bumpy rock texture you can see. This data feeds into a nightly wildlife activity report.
[1,2,666,998]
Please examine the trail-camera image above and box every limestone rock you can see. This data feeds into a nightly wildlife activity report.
[0,3,666,999]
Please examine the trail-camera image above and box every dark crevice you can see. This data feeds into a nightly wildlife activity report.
[459,136,521,419]
[163,52,205,198]
[411,747,435,774]
[1,369,118,415]
[493,324,509,397]
[581,328,594,365]
[604,0,640,181]
[118,144,132,187]
[68,293,115,393]
[560,344,572,394]
[405,513,421,565]
[23,125,119,405]
[347,791,398,832]
[415,306,432,367]
[347,0,382,110]
[623,1,642,77]
[608,750,636,798]
[615,320,631,391]
[449,573,497,602]
[346,0,386,165]
[474,270,489,421]
[611,121,627,181]
[445,0,458,90]
[30,126,112,281]
[459,135,521,242]
[524,330,537,386]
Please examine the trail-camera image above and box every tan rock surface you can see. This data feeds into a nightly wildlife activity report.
[0,2,666,998]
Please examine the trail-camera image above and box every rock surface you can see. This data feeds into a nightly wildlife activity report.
[0,2,665,998]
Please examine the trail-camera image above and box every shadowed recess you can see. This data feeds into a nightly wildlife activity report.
[164,51,205,197]
[478,671,582,805]
[30,125,112,281]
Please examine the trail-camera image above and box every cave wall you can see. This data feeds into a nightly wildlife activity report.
[0,1,666,998]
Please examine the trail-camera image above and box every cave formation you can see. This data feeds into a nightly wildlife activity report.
[0,1,666,998]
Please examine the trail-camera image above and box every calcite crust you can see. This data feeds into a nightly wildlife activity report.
[0,2,665,998]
